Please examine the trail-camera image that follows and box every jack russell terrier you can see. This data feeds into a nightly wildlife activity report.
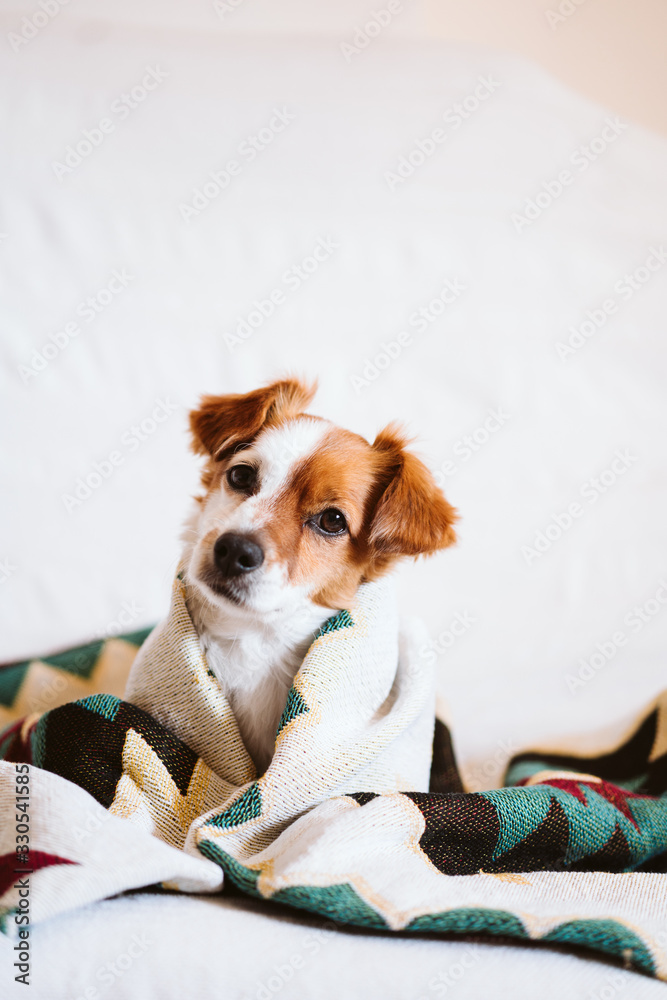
[181,378,457,772]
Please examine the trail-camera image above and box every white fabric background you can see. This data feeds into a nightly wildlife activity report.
[1,5,667,995]
[2,892,667,1000]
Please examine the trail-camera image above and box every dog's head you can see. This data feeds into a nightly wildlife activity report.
[183,377,457,622]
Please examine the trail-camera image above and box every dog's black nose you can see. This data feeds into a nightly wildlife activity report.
[213,532,264,577]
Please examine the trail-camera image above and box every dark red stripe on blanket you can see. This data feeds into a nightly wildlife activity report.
[0,851,77,896]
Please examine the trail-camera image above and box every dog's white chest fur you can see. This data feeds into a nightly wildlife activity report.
[187,593,330,773]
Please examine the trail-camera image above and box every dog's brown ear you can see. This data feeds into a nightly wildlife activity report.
[189,377,317,459]
[369,423,457,558]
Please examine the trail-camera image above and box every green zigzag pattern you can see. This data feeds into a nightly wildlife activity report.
[482,784,667,869]
[206,782,262,829]
[315,609,354,638]
[271,609,355,735]
[0,907,18,936]
[197,844,262,896]
[194,844,658,976]
[543,919,656,976]
[0,627,154,708]
[276,687,309,735]
[407,907,527,938]
[40,641,105,679]
[0,665,29,709]
[206,846,387,928]
[272,884,388,928]
[79,693,121,722]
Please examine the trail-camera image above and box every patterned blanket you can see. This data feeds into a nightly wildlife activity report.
[2,571,667,981]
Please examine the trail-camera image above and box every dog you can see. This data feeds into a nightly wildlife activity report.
[181,377,457,773]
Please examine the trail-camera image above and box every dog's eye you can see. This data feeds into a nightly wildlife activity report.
[314,508,347,535]
[227,465,256,493]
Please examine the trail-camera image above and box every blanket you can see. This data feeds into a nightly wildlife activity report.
[2,571,667,981]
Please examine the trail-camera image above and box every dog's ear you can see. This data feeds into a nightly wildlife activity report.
[369,423,457,558]
[189,377,317,459]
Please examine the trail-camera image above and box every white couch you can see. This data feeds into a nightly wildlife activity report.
[2,5,667,997]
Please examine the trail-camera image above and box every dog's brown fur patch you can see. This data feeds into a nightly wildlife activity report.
[189,378,458,609]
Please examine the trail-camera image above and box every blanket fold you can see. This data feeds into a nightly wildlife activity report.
[1,572,667,980]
